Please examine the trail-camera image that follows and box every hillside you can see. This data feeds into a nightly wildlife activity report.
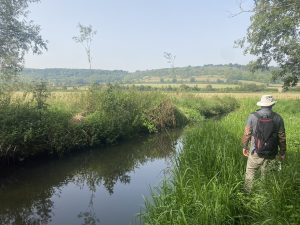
[20,64,275,86]
[125,64,274,83]
[21,68,128,86]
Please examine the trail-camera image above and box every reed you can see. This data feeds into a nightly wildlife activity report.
[142,98,300,224]
[0,87,243,165]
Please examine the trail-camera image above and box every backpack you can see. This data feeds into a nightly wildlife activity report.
[253,112,278,157]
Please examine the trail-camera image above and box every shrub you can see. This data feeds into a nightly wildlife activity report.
[0,86,188,162]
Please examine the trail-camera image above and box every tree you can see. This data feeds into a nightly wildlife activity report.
[237,0,300,88]
[163,52,176,78]
[163,52,176,69]
[73,23,97,70]
[0,0,47,81]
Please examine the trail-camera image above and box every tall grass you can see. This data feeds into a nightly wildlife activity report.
[142,98,300,224]
[0,87,187,163]
[173,95,239,122]
[0,86,242,164]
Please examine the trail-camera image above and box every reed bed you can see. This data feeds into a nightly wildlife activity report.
[142,97,300,225]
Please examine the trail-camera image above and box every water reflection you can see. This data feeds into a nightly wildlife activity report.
[0,130,182,225]
[77,191,100,225]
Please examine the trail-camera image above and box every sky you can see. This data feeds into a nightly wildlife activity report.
[24,0,254,72]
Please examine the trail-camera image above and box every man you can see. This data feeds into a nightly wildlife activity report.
[242,95,286,192]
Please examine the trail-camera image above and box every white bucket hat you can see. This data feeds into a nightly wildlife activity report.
[257,95,277,107]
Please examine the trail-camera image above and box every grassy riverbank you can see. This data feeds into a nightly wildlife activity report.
[142,98,300,224]
[0,86,238,164]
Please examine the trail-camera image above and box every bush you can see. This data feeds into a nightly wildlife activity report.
[84,87,187,144]
[0,86,239,163]
[0,99,89,159]
[0,86,188,162]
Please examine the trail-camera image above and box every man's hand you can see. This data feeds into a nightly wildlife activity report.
[243,148,249,157]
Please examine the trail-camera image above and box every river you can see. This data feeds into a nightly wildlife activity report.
[0,130,183,225]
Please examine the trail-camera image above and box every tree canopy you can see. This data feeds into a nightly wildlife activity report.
[238,0,300,88]
[0,0,47,81]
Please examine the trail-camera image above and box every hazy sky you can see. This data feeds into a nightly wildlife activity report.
[24,0,254,71]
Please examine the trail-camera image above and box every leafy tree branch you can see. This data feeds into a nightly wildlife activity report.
[0,0,47,82]
[236,0,300,89]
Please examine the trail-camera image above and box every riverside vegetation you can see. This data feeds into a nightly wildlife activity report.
[0,85,239,164]
[142,98,300,225]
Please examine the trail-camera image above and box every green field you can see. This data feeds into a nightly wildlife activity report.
[142,97,300,224]
[127,83,239,89]
[169,92,300,100]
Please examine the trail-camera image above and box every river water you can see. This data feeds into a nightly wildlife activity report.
[0,130,183,225]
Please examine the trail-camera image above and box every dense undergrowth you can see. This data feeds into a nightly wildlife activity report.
[142,98,300,225]
[0,87,185,162]
[0,86,238,164]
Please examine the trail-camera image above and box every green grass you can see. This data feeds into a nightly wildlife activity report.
[142,98,300,224]
[172,95,239,122]
[0,87,188,162]
[0,87,239,164]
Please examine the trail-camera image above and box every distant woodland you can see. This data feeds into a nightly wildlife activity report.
[20,64,276,86]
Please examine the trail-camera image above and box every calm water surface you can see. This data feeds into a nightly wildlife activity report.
[0,130,183,225]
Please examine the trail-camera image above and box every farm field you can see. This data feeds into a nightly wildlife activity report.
[122,82,300,93]
[142,96,300,224]
[127,83,239,89]
[169,92,300,99]
[134,75,227,83]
